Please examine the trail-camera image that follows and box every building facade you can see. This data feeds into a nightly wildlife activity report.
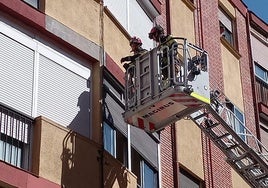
[248,11,268,149]
[0,0,267,187]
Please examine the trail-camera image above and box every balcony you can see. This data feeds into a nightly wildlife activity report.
[0,103,33,171]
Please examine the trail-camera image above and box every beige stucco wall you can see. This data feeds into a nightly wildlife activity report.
[219,0,235,17]
[103,153,137,188]
[177,119,204,179]
[44,0,100,45]
[32,116,137,188]
[170,0,195,43]
[33,116,102,187]
[221,44,244,110]
[172,0,203,180]
[231,169,251,188]
[103,11,130,71]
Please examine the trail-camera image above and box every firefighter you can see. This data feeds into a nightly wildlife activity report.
[121,36,147,70]
[149,25,179,86]
[121,37,147,103]
[148,25,178,47]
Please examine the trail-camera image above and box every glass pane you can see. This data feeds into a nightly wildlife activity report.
[234,108,246,141]
[255,64,267,81]
[0,140,4,161]
[0,140,22,167]
[131,148,141,186]
[23,0,38,8]
[144,163,155,188]
[179,169,199,188]
[104,123,115,156]
[116,132,128,166]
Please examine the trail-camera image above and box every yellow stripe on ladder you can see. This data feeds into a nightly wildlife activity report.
[190,92,210,104]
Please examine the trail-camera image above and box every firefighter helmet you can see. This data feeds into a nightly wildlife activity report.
[129,36,142,46]
[149,25,164,39]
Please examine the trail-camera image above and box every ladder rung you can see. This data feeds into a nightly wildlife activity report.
[254,173,268,181]
[205,122,220,129]
[231,152,249,162]
[214,133,230,141]
[226,144,240,151]
[258,178,268,186]
[239,163,259,172]
[193,112,207,121]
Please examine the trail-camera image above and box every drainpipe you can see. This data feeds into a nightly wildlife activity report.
[99,1,105,188]
[166,0,171,35]
[171,124,179,188]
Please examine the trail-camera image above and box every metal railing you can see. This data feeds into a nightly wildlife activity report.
[209,92,268,164]
[0,103,33,170]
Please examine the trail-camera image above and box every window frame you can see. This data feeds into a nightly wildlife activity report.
[23,0,39,9]
[226,102,246,142]
[179,167,204,188]
[218,6,237,49]
[132,148,158,188]
[103,69,159,185]
[103,121,116,157]
[255,63,268,84]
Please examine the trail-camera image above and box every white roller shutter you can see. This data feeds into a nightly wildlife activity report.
[219,9,232,32]
[129,0,153,50]
[37,54,91,138]
[104,0,153,50]
[0,33,34,115]
[0,21,92,139]
[104,0,128,28]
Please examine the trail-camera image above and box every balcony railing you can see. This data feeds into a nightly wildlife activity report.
[256,77,268,106]
[0,103,33,171]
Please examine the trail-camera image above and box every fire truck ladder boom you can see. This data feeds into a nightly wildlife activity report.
[190,92,268,188]
[123,37,268,187]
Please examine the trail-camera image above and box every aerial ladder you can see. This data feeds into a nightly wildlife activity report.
[123,37,268,187]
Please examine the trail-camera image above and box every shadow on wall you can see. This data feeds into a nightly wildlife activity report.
[102,85,135,187]
[68,78,91,138]
[60,130,102,188]
[60,79,135,187]
[61,78,101,187]
[103,153,130,188]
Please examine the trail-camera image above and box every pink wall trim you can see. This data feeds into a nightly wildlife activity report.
[0,0,45,29]
[0,161,60,188]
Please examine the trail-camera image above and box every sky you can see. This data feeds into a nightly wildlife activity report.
[242,0,268,24]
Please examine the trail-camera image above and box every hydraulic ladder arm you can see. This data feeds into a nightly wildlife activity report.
[190,91,268,187]
[123,37,268,187]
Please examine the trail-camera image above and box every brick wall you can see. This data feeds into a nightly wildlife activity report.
[236,9,256,136]
[160,125,175,188]
[200,0,231,187]
[156,1,176,187]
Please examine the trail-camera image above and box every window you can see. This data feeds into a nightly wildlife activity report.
[103,70,159,184]
[104,122,116,156]
[132,148,158,188]
[0,21,91,138]
[103,121,128,166]
[255,63,268,83]
[103,0,154,50]
[23,0,39,8]
[219,8,234,46]
[179,168,203,188]
[0,104,33,170]
[143,162,157,188]
[254,63,268,105]
[226,103,246,141]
